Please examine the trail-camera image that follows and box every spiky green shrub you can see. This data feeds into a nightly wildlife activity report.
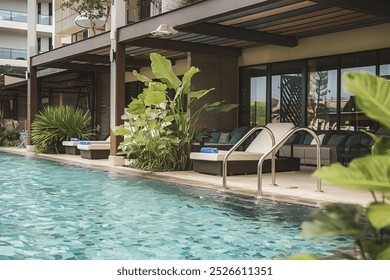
[0,127,21,147]
[31,106,95,153]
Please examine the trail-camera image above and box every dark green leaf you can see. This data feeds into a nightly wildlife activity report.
[377,246,390,260]
[360,239,390,260]
[301,204,364,238]
[371,136,390,156]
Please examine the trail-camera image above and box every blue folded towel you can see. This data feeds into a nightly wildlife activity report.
[200,147,218,153]
[79,141,91,145]
[70,138,79,141]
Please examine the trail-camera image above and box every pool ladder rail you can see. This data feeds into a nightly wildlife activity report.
[222,126,322,197]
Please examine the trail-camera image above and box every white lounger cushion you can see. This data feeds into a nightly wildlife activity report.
[190,150,262,161]
[190,122,295,162]
[77,143,110,151]
[63,136,110,147]
[245,122,295,153]
[62,141,79,147]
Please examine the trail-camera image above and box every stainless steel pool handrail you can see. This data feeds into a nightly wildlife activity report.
[256,127,322,197]
[222,126,275,188]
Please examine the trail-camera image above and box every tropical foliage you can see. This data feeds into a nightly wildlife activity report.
[31,106,95,154]
[292,72,390,260]
[114,53,236,171]
[0,127,21,147]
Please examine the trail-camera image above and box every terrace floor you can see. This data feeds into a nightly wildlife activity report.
[0,147,374,208]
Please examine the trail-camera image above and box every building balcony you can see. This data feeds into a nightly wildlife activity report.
[0,9,52,25]
[0,47,27,61]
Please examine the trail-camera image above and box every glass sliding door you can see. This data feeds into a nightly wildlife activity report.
[380,49,390,79]
[240,66,267,127]
[340,52,376,131]
[307,57,338,130]
[250,75,267,126]
[271,61,305,126]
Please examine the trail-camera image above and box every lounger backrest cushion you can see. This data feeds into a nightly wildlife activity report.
[245,122,295,153]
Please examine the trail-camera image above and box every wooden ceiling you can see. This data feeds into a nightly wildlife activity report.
[30,0,390,71]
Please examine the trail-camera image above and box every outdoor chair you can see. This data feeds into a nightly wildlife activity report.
[76,137,111,159]
[190,122,300,175]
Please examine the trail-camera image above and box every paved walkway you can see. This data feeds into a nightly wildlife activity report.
[0,147,374,208]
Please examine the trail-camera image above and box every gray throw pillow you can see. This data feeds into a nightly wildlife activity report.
[218,132,230,144]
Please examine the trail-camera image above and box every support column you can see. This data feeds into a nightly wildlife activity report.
[26,0,38,149]
[109,0,127,165]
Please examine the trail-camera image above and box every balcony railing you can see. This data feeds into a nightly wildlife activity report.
[0,9,52,25]
[0,47,27,60]
[0,9,27,23]
[38,14,52,25]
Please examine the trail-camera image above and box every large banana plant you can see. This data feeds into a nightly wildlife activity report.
[114,53,237,171]
[291,72,390,260]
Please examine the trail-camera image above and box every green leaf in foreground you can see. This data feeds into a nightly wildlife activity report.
[313,155,390,192]
[301,204,364,238]
[343,72,390,128]
[371,136,390,156]
[377,246,390,260]
[366,203,390,230]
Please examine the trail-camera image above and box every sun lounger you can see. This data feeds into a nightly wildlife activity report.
[62,138,82,155]
[190,122,299,175]
[62,137,110,158]
[76,138,111,159]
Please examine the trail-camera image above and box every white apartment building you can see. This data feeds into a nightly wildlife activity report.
[0,0,53,121]
[0,0,53,68]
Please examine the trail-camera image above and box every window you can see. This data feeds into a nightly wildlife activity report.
[37,38,41,53]
[271,61,305,126]
[340,52,376,131]
[380,49,390,79]
[71,30,88,43]
[240,49,389,131]
[307,57,338,130]
[240,66,267,126]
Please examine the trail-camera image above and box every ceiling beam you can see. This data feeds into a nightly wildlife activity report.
[310,0,390,19]
[31,32,110,67]
[132,38,242,57]
[180,23,298,47]
[67,55,150,67]
[73,54,110,64]
[43,62,109,72]
[125,58,151,67]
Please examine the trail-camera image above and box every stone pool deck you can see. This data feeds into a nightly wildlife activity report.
[1,147,374,208]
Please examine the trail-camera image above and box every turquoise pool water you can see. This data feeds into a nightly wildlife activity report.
[0,152,351,260]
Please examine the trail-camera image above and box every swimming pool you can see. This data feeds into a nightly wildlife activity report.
[0,152,351,260]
